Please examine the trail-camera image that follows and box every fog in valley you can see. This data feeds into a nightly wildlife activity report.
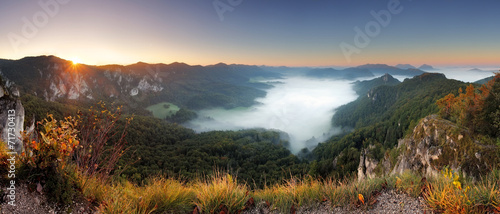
[186,76,358,153]
[436,67,498,83]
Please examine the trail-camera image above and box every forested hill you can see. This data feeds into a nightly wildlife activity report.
[0,55,280,111]
[312,73,470,178]
[352,73,400,95]
[332,73,466,131]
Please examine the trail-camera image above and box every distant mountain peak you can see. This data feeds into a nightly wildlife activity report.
[212,62,229,67]
[418,64,436,71]
[469,68,483,72]
[352,73,400,95]
[395,64,416,69]
[357,63,391,68]
[356,64,424,77]
[415,72,446,81]
[168,62,190,67]
[381,73,394,81]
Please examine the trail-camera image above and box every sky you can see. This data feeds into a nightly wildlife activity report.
[1,0,499,67]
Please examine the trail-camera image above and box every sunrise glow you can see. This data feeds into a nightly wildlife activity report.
[0,1,499,67]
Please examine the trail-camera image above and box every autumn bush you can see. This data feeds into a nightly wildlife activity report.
[17,102,132,206]
[20,114,80,204]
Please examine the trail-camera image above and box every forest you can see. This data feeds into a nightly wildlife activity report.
[18,72,499,187]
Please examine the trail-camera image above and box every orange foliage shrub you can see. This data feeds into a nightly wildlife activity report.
[21,114,79,170]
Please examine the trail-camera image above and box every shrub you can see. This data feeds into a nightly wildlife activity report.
[22,114,79,170]
[20,114,80,205]
[74,101,132,182]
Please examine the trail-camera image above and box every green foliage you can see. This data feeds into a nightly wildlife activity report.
[44,166,79,205]
[166,108,197,123]
[21,94,80,123]
[333,73,465,131]
[117,117,308,188]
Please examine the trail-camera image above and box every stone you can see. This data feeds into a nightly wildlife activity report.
[0,84,24,153]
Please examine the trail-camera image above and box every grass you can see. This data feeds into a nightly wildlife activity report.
[254,176,324,213]
[71,164,194,214]
[424,168,500,213]
[30,165,500,214]
[146,102,180,119]
[192,172,250,213]
[82,176,195,214]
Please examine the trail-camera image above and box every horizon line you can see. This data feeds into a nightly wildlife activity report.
[1,55,499,69]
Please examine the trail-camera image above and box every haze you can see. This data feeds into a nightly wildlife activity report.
[437,67,498,83]
[187,76,358,153]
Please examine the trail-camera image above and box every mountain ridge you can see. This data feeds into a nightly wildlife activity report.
[0,55,280,111]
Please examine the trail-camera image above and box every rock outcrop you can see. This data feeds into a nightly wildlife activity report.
[357,146,393,181]
[392,115,498,179]
[0,76,24,153]
[357,147,378,181]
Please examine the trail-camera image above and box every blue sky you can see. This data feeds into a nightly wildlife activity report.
[1,0,499,66]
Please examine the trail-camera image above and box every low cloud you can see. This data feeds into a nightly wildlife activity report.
[186,76,358,153]
[436,67,498,83]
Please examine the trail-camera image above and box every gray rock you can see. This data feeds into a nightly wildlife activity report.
[0,83,24,154]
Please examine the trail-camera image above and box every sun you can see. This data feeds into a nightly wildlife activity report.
[70,57,81,65]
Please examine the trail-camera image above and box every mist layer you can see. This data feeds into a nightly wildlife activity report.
[186,77,358,153]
